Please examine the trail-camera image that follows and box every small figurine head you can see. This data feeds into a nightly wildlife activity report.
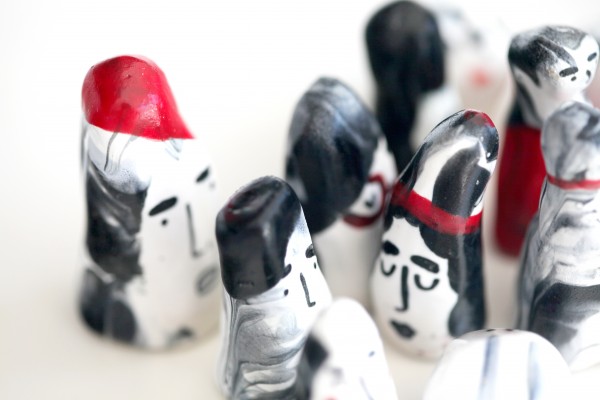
[286,77,383,233]
[372,110,498,358]
[509,26,599,123]
[542,101,600,185]
[297,298,398,400]
[423,329,571,400]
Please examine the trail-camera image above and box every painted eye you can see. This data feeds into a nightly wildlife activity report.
[161,219,168,226]
[559,66,578,77]
[589,52,597,62]
[414,275,439,290]
[382,240,399,255]
[196,167,210,183]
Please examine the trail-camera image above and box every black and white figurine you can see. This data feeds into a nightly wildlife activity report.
[518,102,600,371]
[423,329,571,400]
[366,0,461,171]
[296,298,398,400]
[216,176,332,399]
[370,110,498,359]
[285,77,396,307]
[80,56,221,349]
[495,26,599,256]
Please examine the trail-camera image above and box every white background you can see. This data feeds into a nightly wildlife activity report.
[1,0,600,399]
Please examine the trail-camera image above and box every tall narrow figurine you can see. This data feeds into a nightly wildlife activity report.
[495,26,599,256]
[423,329,571,400]
[518,102,600,371]
[296,298,398,400]
[370,110,498,359]
[366,0,460,172]
[80,56,221,349]
[285,77,396,307]
[216,176,332,399]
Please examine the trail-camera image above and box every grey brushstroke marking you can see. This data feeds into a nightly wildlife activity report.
[186,204,201,258]
[479,335,500,399]
[104,132,118,171]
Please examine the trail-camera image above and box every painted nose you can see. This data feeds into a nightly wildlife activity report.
[185,203,202,258]
[394,266,409,312]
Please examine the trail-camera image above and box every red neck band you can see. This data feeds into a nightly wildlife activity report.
[343,174,387,228]
[390,182,482,235]
[547,175,600,190]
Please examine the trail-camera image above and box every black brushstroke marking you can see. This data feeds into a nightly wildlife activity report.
[410,255,439,273]
[587,70,592,78]
[196,267,218,295]
[284,289,289,296]
[80,268,110,334]
[161,219,168,226]
[305,244,315,258]
[149,197,178,216]
[479,335,499,398]
[104,132,118,171]
[589,52,597,61]
[390,320,415,339]
[196,167,210,183]
[415,275,439,291]
[382,240,399,255]
[571,76,577,81]
[107,299,136,343]
[395,266,409,311]
[559,66,578,77]
[283,263,292,277]
[300,273,316,307]
[380,260,396,276]
[365,194,376,208]
[186,204,201,258]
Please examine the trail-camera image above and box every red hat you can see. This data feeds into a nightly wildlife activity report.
[82,55,193,140]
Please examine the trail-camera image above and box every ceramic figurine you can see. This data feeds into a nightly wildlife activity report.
[370,109,498,359]
[79,56,221,349]
[518,102,600,371]
[215,176,332,399]
[495,26,599,256]
[366,0,461,172]
[296,298,398,400]
[285,77,396,307]
[423,329,571,400]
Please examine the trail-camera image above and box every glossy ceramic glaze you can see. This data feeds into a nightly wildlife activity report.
[79,56,221,349]
[370,109,498,359]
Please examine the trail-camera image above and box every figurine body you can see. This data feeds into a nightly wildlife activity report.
[79,56,221,349]
[370,110,498,359]
[296,298,398,400]
[495,26,599,256]
[286,78,396,307]
[518,102,600,371]
[216,176,332,399]
[423,329,571,400]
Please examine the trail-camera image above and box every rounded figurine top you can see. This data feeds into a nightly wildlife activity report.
[82,55,193,140]
[216,176,303,300]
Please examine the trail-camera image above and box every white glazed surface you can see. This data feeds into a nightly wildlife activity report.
[3,0,600,399]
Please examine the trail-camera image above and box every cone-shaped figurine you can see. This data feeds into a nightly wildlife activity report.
[296,298,398,400]
[423,329,571,400]
[80,56,221,349]
[366,0,461,172]
[495,26,599,256]
[216,176,332,399]
[370,110,498,359]
[518,102,600,371]
[285,77,396,308]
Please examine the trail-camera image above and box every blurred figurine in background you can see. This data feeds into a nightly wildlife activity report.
[370,110,498,359]
[518,102,600,371]
[285,77,396,308]
[216,176,332,399]
[423,329,571,400]
[495,26,599,256]
[296,298,398,400]
[80,56,221,349]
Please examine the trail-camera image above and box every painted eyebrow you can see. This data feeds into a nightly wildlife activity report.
[196,167,210,183]
[382,240,399,255]
[410,255,439,273]
[559,66,578,77]
[305,244,315,258]
[589,53,597,61]
[148,197,178,216]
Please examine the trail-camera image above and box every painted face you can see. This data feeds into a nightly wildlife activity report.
[544,34,599,93]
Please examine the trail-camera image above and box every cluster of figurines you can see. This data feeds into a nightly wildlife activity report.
[77,1,600,399]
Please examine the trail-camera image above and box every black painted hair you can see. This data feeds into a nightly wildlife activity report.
[509,26,587,86]
[366,0,445,170]
[286,77,379,233]
[295,334,329,398]
[216,176,302,300]
[385,110,498,336]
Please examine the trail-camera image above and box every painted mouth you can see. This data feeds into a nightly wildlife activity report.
[390,320,415,339]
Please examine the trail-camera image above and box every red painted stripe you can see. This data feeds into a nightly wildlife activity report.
[547,175,600,190]
[390,182,482,235]
[82,55,193,140]
[343,174,387,228]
